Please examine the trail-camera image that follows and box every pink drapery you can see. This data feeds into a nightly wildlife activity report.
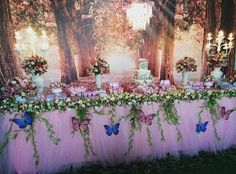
[0,97,236,174]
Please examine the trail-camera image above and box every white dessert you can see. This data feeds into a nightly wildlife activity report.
[134,58,154,86]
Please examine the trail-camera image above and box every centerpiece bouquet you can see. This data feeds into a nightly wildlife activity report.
[87,57,110,76]
[176,57,197,73]
[87,56,110,89]
[22,55,48,76]
[176,57,197,83]
[22,55,48,94]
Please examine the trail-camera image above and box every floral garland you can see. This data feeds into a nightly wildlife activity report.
[1,90,236,114]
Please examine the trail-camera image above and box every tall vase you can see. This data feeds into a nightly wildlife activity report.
[95,74,102,89]
[211,67,223,82]
[32,75,44,94]
[182,71,189,84]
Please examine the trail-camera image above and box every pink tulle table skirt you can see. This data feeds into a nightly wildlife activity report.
[1,97,236,174]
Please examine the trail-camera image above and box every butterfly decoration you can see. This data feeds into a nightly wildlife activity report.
[139,110,156,125]
[72,117,91,131]
[104,123,120,136]
[221,106,234,120]
[196,121,209,133]
[11,112,33,129]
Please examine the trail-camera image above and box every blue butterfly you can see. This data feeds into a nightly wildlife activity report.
[104,123,120,136]
[12,112,33,129]
[196,121,209,133]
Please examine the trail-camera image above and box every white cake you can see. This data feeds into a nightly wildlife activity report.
[134,58,154,86]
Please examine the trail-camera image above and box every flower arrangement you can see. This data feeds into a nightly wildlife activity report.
[87,57,110,76]
[22,55,48,76]
[206,51,228,69]
[176,57,197,73]
[50,82,66,89]
[1,77,37,98]
[203,75,214,82]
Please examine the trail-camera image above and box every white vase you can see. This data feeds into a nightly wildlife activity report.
[211,67,223,82]
[95,74,102,89]
[32,75,44,94]
[182,71,189,84]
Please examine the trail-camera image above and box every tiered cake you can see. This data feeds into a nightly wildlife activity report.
[134,58,154,86]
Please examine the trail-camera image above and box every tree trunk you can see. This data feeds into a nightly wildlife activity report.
[0,0,22,88]
[142,2,162,78]
[201,0,221,78]
[52,0,78,83]
[72,1,95,77]
[220,0,235,77]
[160,0,176,83]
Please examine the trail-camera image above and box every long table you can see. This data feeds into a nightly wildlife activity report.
[1,97,236,174]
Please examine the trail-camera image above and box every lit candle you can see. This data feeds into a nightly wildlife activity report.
[207,33,212,41]
[228,33,234,41]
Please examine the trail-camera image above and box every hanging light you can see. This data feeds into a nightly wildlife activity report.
[126,1,153,31]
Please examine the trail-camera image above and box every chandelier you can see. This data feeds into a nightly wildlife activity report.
[126,1,153,31]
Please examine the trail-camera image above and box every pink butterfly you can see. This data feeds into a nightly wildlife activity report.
[139,110,156,125]
[221,107,234,120]
[72,117,91,131]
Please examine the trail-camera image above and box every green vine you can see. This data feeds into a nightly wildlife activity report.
[74,107,95,157]
[108,106,116,125]
[80,130,96,158]
[203,98,221,142]
[37,117,60,145]
[160,101,182,141]
[156,110,165,141]
[24,125,40,166]
[146,127,152,146]
[0,121,14,154]
[125,105,141,155]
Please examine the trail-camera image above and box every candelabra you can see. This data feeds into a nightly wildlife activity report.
[206,31,234,57]
[15,27,49,58]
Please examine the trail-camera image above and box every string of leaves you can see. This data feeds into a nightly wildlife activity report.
[0,121,14,154]
[24,125,39,166]
[37,117,60,145]
[156,110,165,141]
[203,98,221,141]
[108,106,116,125]
[160,101,182,141]
[75,107,95,157]
[125,105,141,155]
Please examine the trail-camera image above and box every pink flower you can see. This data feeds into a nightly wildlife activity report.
[28,8,33,14]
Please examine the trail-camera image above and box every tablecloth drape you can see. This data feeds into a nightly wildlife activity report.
[0,97,236,174]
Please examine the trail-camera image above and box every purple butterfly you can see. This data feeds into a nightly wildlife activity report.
[196,121,209,133]
[139,110,156,125]
[72,117,91,131]
[221,107,234,120]
[104,123,120,136]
